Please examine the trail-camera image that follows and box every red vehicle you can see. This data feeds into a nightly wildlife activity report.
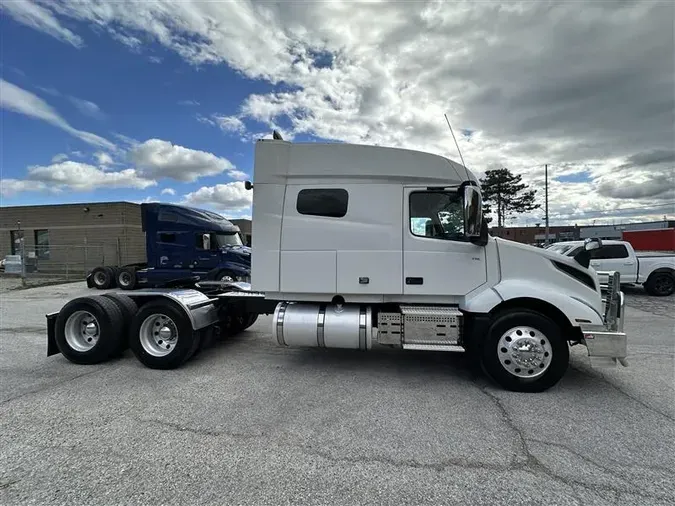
[622,228,675,252]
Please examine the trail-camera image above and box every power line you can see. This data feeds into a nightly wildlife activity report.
[547,201,675,219]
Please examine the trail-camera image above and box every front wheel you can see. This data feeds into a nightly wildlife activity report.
[480,310,569,393]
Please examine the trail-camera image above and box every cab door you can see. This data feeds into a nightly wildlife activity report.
[589,243,636,282]
[403,188,487,296]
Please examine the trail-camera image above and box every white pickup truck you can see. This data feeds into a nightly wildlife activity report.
[547,240,675,296]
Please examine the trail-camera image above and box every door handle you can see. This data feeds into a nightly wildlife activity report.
[623,262,635,265]
[405,277,423,285]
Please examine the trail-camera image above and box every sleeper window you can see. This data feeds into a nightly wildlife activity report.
[296,189,349,218]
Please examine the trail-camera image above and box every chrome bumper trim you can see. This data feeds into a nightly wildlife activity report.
[582,270,627,367]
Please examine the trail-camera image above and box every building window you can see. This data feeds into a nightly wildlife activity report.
[34,229,50,259]
[409,191,465,241]
[10,230,22,255]
[590,244,629,259]
[296,189,349,218]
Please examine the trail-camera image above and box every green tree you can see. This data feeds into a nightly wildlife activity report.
[480,168,540,230]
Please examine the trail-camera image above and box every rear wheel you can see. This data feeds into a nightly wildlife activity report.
[55,296,124,364]
[129,301,200,369]
[90,267,113,290]
[101,293,138,355]
[117,267,137,290]
[645,271,675,296]
[480,310,569,393]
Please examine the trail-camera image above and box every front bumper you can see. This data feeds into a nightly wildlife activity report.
[580,271,627,368]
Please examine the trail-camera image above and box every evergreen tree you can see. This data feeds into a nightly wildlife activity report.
[480,168,540,230]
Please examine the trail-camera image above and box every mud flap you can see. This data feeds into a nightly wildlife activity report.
[46,312,59,356]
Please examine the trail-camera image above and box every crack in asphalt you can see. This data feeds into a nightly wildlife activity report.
[570,365,675,422]
[139,399,671,504]
[478,386,670,503]
[137,418,266,440]
[0,368,106,406]
[0,479,21,490]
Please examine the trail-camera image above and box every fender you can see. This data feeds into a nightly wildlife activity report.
[462,280,604,327]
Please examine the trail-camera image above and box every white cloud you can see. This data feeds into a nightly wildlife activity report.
[212,115,245,134]
[129,138,241,182]
[108,29,142,50]
[0,0,83,48]
[51,153,68,163]
[178,100,200,106]
[0,179,48,197]
[0,79,116,151]
[69,96,105,120]
[94,151,114,166]
[182,181,252,212]
[149,56,163,64]
[161,188,176,195]
[1,161,155,197]
[6,1,675,223]
[27,161,155,191]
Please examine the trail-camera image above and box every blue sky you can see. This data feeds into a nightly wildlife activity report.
[0,1,672,224]
[0,6,316,217]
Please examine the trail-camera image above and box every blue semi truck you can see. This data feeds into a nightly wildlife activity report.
[87,202,251,290]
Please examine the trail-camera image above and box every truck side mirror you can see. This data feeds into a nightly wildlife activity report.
[574,238,603,268]
[584,237,602,251]
[202,234,211,250]
[463,185,483,240]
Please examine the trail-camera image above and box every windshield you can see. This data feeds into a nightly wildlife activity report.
[213,232,243,247]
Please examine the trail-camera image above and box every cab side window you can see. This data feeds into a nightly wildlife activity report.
[410,191,466,241]
[590,245,629,259]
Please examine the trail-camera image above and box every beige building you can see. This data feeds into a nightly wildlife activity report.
[0,202,145,275]
[1,202,254,275]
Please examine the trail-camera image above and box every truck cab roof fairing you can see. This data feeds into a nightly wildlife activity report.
[253,139,478,187]
[141,203,240,233]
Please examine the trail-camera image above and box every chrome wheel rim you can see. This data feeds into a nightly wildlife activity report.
[64,311,99,352]
[94,272,107,286]
[498,326,552,379]
[139,314,178,357]
[119,272,132,286]
[220,274,234,282]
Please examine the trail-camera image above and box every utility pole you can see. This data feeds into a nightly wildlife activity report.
[545,164,549,246]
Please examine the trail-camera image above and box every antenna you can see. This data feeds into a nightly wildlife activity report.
[444,113,471,183]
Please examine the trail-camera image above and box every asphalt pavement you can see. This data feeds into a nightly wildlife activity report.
[0,282,673,505]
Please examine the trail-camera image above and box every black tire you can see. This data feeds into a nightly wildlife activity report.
[55,295,124,364]
[102,293,138,321]
[101,293,138,355]
[480,310,569,393]
[644,271,675,296]
[90,266,113,290]
[117,267,137,290]
[192,326,216,358]
[243,313,259,330]
[104,267,117,288]
[128,300,200,369]
[221,309,249,336]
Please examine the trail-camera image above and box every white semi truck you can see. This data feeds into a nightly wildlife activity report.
[45,134,627,392]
